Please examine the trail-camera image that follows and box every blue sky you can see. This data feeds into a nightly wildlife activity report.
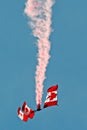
[0,0,87,129]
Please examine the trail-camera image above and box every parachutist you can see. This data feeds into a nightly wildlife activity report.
[37,104,41,111]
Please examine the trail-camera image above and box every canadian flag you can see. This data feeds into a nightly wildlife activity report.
[17,102,35,122]
[44,85,58,108]
[17,107,28,122]
[22,102,35,119]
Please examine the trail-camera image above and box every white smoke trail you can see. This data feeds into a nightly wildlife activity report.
[24,0,55,105]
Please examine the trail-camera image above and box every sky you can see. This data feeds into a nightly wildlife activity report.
[0,0,87,130]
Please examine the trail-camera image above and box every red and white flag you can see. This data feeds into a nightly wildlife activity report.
[17,107,28,122]
[22,102,35,119]
[44,85,58,108]
[17,102,35,122]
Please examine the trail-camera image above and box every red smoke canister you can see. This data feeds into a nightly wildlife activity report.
[37,104,41,111]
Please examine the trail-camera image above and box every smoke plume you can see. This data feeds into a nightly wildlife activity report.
[24,0,54,105]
